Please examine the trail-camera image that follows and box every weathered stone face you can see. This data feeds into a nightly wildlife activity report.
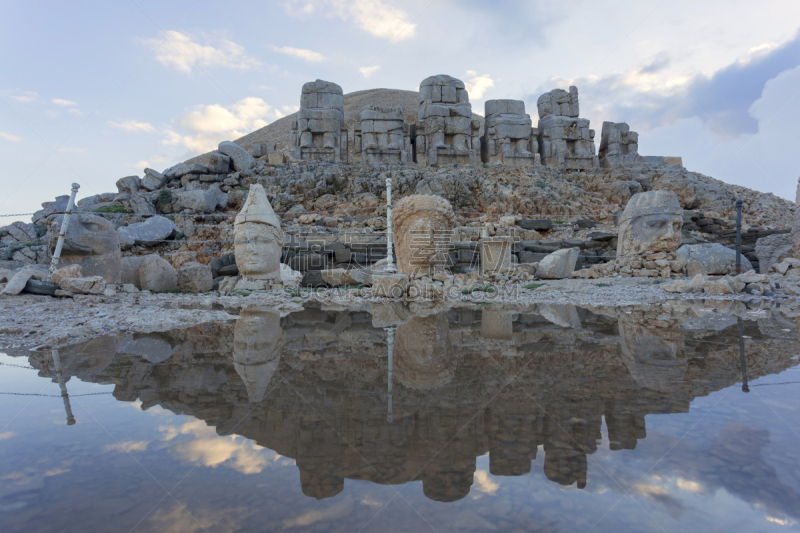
[392,195,455,277]
[49,214,121,282]
[618,320,686,392]
[617,191,683,257]
[394,314,454,390]
[233,307,284,403]
[234,185,283,281]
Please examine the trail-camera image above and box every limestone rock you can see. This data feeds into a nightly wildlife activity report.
[49,214,121,282]
[141,168,165,191]
[686,260,705,278]
[177,262,213,293]
[218,141,255,172]
[190,151,231,174]
[702,279,734,295]
[163,162,208,179]
[59,276,107,295]
[617,190,683,257]
[234,184,283,280]
[118,216,179,250]
[121,254,177,291]
[537,248,580,279]
[173,188,227,213]
[373,273,409,298]
[677,243,753,275]
[662,279,693,293]
[321,268,371,287]
[51,264,82,285]
[116,176,141,195]
[280,264,303,286]
[392,194,455,277]
[1,266,45,295]
[755,233,792,274]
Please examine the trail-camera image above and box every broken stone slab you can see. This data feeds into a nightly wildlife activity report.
[50,264,82,285]
[141,168,166,191]
[177,262,213,293]
[59,276,107,295]
[218,141,255,172]
[755,233,792,274]
[321,268,372,287]
[536,248,580,279]
[676,243,753,275]
[163,162,209,179]
[517,219,552,231]
[4,221,38,243]
[118,216,179,250]
[373,273,409,298]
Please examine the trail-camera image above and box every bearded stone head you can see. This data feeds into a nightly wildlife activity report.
[392,194,455,277]
[49,214,121,281]
[617,190,683,257]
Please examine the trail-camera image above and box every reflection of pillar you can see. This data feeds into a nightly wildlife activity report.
[480,309,513,340]
[738,317,749,393]
[51,349,75,425]
[233,307,284,403]
[386,326,395,422]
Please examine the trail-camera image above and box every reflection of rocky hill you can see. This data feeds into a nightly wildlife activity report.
[25,304,799,502]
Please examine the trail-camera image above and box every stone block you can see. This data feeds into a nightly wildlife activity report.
[177,262,213,293]
[218,141,255,172]
[373,273,409,298]
[536,248,580,279]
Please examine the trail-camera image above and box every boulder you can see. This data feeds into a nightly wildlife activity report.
[650,168,733,210]
[121,254,177,291]
[163,162,208,179]
[662,279,693,293]
[49,214,121,282]
[4,221,38,243]
[234,184,283,280]
[755,233,792,274]
[617,190,683,257]
[676,243,753,275]
[173,188,227,213]
[118,216,179,250]
[702,279,734,295]
[59,276,107,295]
[218,141,255,172]
[321,268,371,287]
[0,266,46,295]
[116,176,141,195]
[392,195,455,277]
[177,262,213,293]
[141,168,165,191]
[130,193,157,216]
[51,264,82,285]
[536,248,580,279]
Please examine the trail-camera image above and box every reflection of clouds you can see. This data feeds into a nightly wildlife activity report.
[473,469,499,495]
[0,431,16,440]
[103,441,149,453]
[677,478,704,493]
[633,480,685,519]
[282,495,354,529]
[146,503,249,533]
[163,420,283,475]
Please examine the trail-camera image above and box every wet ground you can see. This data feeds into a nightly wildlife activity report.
[1,302,799,532]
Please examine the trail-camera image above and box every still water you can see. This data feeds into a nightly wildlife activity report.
[1,302,799,532]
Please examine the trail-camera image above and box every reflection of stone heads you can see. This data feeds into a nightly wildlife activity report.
[391,194,455,277]
[394,314,454,390]
[49,214,122,282]
[617,190,683,257]
[233,307,284,402]
[234,184,283,280]
[618,320,687,392]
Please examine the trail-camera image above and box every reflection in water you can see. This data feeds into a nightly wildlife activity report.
[50,349,75,426]
[13,302,800,516]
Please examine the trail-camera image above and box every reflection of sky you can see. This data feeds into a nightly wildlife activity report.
[1,351,799,532]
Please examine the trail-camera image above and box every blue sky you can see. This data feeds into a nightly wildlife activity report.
[2,0,799,222]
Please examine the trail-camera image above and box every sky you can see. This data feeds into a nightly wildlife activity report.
[1,0,799,223]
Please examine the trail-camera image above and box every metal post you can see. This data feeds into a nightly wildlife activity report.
[385,178,397,274]
[738,317,749,393]
[52,349,76,425]
[735,198,743,275]
[47,183,80,281]
[386,326,395,422]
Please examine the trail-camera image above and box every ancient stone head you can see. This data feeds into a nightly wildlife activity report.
[392,194,455,277]
[617,190,683,257]
[49,214,121,281]
[233,307,284,403]
[618,319,687,392]
[394,313,454,390]
[234,184,283,280]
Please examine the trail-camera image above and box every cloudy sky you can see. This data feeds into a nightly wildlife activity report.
[1,0,799,222]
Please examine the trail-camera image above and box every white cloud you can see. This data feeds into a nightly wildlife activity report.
[472,469,499,494]
[109,120,156,133]
[142,31,260,74]
[10,91,38,103]
[273,45,324,62]
[52,98,77,106]
[104,440,149,453]
[164,96,277,154]
[465,72,495,100]
[359,65,380,78]
[284,0,416,41]
[0,132,22,142]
